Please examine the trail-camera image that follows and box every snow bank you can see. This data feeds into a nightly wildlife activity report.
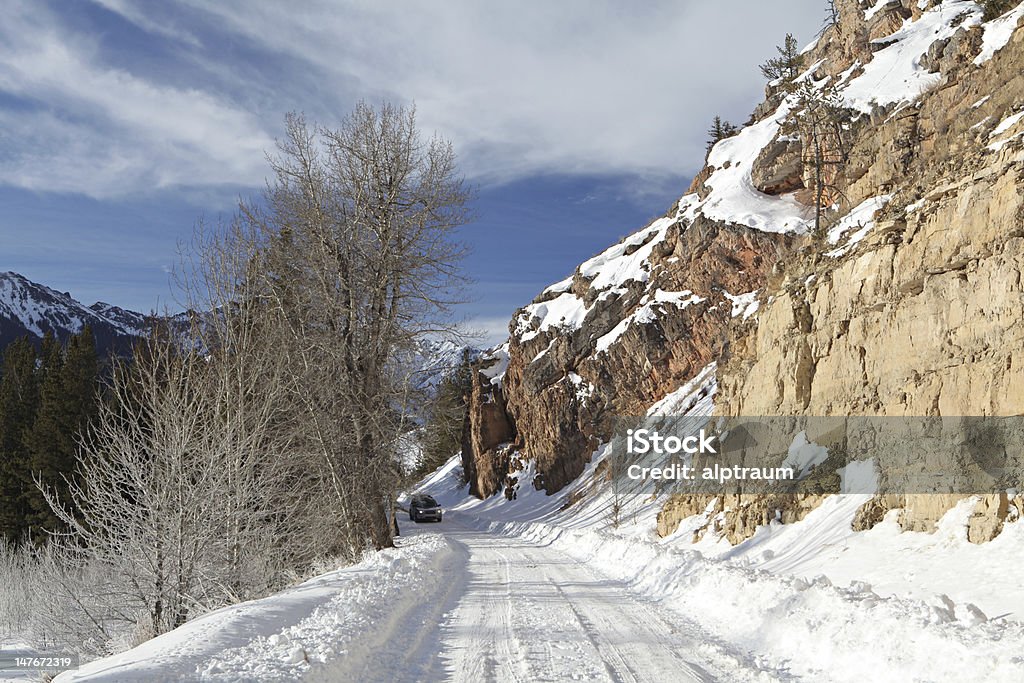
[646,363,717,417]
[987,110,1024,151]
[695,104,811,235]
[863,0,894,21]
[718,495,1024,618]
[975,1,1024,65]
[843,2,984,112]
[56,534,459,683]
[780,431,831,478]
[463,515,1024,682]
[826,195,891,242]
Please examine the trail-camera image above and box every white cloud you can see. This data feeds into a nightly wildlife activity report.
[0,0,273,198]
[91,0,202,47]
[0,0,822,198]
[180,0,822,183]
[462,315,513,348]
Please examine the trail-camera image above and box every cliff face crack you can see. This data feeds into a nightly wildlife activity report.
[794,340,817,411]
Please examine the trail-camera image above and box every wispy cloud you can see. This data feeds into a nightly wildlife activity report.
[0,0,273,198]
[91,0,202,47]
[0,0,822,199]
[179,0,822,184]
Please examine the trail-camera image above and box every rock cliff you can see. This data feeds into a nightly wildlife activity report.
[462,0,1024,545]
[462,209,795,498]
[713,0,1024,541]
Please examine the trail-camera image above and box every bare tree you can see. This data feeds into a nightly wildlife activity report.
[34,101,471,651]
[821,0,840,35]
[240,103,472,551]
[39,316,307,643]
[178,220,325,589]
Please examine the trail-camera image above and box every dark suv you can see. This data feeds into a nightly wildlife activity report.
[409,494,443,523]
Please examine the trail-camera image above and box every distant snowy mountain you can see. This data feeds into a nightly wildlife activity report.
[0,273,480,385]
[0,271,156,356]
[407,337,480,393]
[87,301,150,336]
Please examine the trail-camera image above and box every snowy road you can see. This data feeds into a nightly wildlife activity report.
[316,518,772,683]
[437,525,719,683]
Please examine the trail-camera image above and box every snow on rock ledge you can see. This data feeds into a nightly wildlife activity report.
[463,204,795,498]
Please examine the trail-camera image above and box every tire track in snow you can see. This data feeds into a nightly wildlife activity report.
[444,542,531,683]
[441,521,725,682]
[547,577,642,683]
[304,533,468,682]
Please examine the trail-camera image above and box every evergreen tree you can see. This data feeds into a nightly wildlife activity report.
[417,350,474,478]
[706,116,739,156]
[790,79,851,239]
[38,331,62,381]
[25,327,99,536]
[760,34,804,90]
[0,337,40,541]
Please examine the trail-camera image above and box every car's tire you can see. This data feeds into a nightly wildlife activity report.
[409,512,415,521]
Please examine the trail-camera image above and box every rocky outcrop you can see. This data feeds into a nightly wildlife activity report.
[465,0,1024,549]
[752,137,805,195]
[461,349,516,498]
[512,219,796,494]
[711,0,1024,541]
[463,214,795,498]
[657,493,831,545]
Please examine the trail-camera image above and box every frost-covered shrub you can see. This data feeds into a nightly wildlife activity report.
[0,540,139,658]
[0,542,37,639]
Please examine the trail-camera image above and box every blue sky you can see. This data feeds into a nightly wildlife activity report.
[0,0,821,343]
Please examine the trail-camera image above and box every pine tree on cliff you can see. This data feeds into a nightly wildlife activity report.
[0,337,40,541]
[760,34,804,90]
[706,116,739,156]
[25,327,99,537]
[791,79,851,239]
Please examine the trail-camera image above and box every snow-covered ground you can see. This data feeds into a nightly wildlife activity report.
[56,534,463,682]
[56,441,1024,682]
[419,458,1024,682]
